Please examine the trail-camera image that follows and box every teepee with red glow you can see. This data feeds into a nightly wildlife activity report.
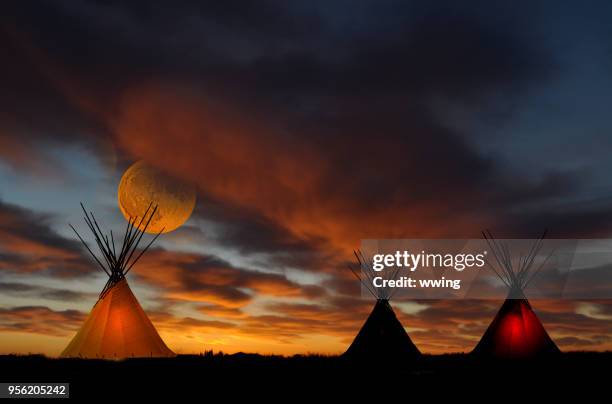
[61,203,174,359]
[472,231,560,359]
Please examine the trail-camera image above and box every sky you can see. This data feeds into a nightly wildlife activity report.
[0,0,611,356]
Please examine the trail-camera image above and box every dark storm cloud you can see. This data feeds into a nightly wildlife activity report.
[195,198,335,272]
[94,0,591,258]
[0,198,92,276]
[3,0,321,69]
[502,203,612,238]
[133,248,326,308]
[0,0,323,123]
[0,199,61,245]
[0,26,95,138]
[0,282,92,302]
[1,0,573,237]
[1,1,554,129]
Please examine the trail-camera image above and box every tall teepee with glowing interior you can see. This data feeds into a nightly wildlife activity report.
[61,203,174,359]
[472,231,560,359]
[343,251,420,360]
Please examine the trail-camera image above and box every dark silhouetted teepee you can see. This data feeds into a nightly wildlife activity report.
[472,231,560,359]
[343,251,420,361]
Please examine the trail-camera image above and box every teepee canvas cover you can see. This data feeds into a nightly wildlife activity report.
[472,232,560,359]
[61,203,174,358]
[344,299,420,359]
[61,279,174,358]
[343,251,420,360]
[472,297,559,358]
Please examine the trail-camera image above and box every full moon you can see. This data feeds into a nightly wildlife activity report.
[118,161,196,234]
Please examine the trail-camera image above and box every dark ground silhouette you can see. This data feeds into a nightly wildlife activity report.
[0,352,609,400]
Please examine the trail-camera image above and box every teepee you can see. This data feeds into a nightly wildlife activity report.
[61,203,174,359]
[472,231,560,359]
[343,251,420,360]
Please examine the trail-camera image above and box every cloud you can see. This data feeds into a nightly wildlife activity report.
[133,248,326,308]
[195,198,335,272]
[170,317,237,331]
[0,198,92,276]
[0,282,92,302]
[0,1,611,355]
[197,304,248,320]
[3,0,601,259]
[0,137,64,177]
[555,336,610,348]
[0,306,83,336]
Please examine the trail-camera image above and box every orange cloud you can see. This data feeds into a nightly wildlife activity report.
[197,304,249,320]
[0,306,83,337]
[0,199,90,276]
[132,248,325,308]
[1,3,611,357]
[112,85,496,263]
